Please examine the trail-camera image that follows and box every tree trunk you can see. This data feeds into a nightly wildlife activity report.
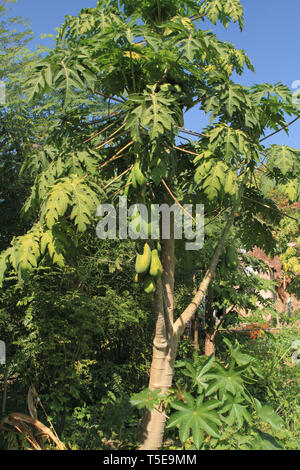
[138,221,176,450]
[193,316,200,351]
[192,275,200,351]
[204,331,216,356]
[1,361,9,417]
[203,293,217,356]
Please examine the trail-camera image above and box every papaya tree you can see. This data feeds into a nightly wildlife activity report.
[0,0,300,450]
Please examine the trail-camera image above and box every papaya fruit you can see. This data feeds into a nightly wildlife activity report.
[143,275,156,294]
[130,167,137,189]
[149,249,163,278]
[135,243,152,274]
[131,210,151,238]
[139,217,152,238]
[133,160,147,187]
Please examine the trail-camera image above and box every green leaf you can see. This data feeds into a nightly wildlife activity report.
[41,176,100,232]
[167,393,222,445]
[251,432,283,450]
[130,388,163,411]
[191,424,204,450]
[125,87,180,142]
[220,393,252,429]
[205,361,249,397]
[267,145,300,176]
[0,249,11,287]
[255,402,284,431]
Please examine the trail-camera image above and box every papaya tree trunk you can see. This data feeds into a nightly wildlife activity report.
[204,331,216,356]
[192,275,200,351]
[138,219,176,450]
[193,315,200,351]
[204,294,216,356]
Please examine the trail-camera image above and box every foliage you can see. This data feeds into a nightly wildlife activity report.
[0,236,155,448]
[131,338,287,450]
[0,0,299,288]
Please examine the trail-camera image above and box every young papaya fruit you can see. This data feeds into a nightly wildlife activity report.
[149,249,163,278]
[133,160,147,187]
[135,243,152,274]
[131,210,151,238]
[143,275,156,294]
[130,167,137,189]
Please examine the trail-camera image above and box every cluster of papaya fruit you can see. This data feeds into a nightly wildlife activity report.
[134,242,163,294]
[219,245,239,277]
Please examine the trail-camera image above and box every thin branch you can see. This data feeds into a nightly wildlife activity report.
[179,127,210,138]
[83,119,121,144]
[259,116,300,143]
[97,141,134,170]
[204,207,227,228]
[92,89,126,104]
[94,123,127,150]
[161,178,196,223]
[177,133,193,143]
[214,305,236,334]
[190,14,206,22]
[173,145,202,157]
[242,195,299,222]
[111,181,132,199]
[103,166,133,190]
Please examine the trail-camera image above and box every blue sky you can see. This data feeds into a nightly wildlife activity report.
[7,0,300,148]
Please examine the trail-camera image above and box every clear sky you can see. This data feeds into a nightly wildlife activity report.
[7,0,300,148]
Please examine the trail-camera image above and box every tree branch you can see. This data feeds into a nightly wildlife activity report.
[161,178,196,223]
[259,116,300,143]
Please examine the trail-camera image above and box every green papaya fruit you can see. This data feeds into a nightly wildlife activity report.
[131,210,151,238]
[135,243,152,274]
[149,249,163,278]
[130,167,137,189]
[133,160,147,187]
[143,275,156,294]
[140,217,152,238]
[124,172,132,196]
